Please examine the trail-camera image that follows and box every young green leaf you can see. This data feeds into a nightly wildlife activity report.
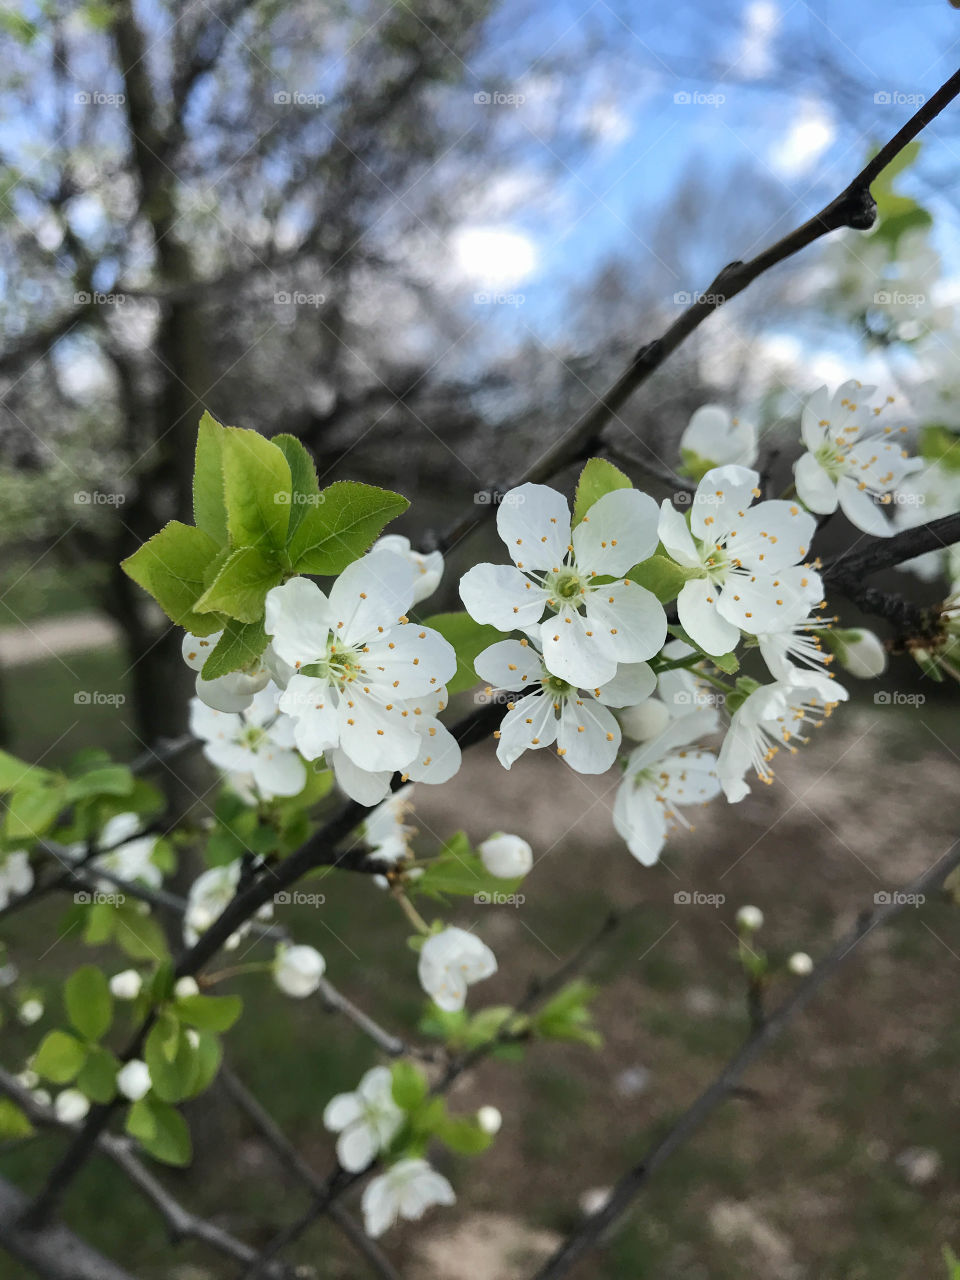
[33,1030,88,1084]
[76,1045,120,1103]
[175,993,242,1033]
[0,1097,33,1138]
[64,766,135,803]
[391,1060,428,1111]
[121,521,224,634]
[193,411,229,544]
[65,966,113,1042]
[627,553,699,605]
[573,457,632,525]
[272,433,321,541]
[200,617,269,681]
[0,749,52,792]
[193,546,284,623]
[220,426,292,552]
[287,481,409,574]
[5,780,66,841]
[435,1113,493,1155]
[419,612,502,695]
[126,1097,192,1166]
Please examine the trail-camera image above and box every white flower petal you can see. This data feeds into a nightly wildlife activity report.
[404,719,462,786]
[585,580,667,664]
[328,552,416,644]
[572,488,659,577]
[657,499,701,567]
[338,1121,380,1173]
[324,1092,364,1132]
[265,577,332,669]
[729,500,817,570]
[613,779,667,865]
[837,475,893,536]
[794,451,838,514]
[459,563,550,630]
[496,691,557,767]
[716,565,822,633]
[556,697,620,773]
[594,661,657,708]
[496,483,571,570]
[474,639,544,689]
[676,579,740,656]
[329,749,394,807]
[691,465,760,541]
[540,605,617,689]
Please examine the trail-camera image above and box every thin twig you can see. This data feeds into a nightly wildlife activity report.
[532,839,960,1279]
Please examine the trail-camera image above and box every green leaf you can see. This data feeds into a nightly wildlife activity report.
[420,612,502,695]
[184,1032,222,1098]
[112,901,170,962]
[175,993,242,1033]
[64,766,135,803]
[0,1097,33,1138]
[5,781,66,840]
[33,1030,88,1084]
[287,481,409,574]
[193,412,229,544]
[391,1060,428,1111]
[76,1045,120,1103]
[121,521,223,634]
[573,457,631,525]
[272,433,321,541]
[65,966,113,1042]
[0,749,51,792]
[627,553,699,605]
[126,1097,192,1166]
[533,980,602,1048]
[145,1023,200,1103]
[435,1113,492,1155]
[83,902,116,946]
[413,834,524,900]
[193,546,283,623]
[200,617,269,681]
[221,426,292,552]
[920,425,960,472]
[711,651,739,675]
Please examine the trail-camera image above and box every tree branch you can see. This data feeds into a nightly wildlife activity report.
[532,838,960,1279]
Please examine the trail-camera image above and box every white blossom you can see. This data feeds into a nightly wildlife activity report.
[717,679,847,802]
[680,404,758,471]
[323,1065,404,1172]
[371,534,444,604]
[736,905,764,931]
[363,785,416,864]
[274,944,326,998]
[90,812,161,889]
[418,926,497,1013]
[361,1157,455,1238]
[793,382,921,536]
[827,627,888,678]
[190,684,306,799]
[613,713,720,866]
[183,861,265,951]
[788,951,814,975]
[459,482,667,689]
[174,976,199,998]
[475,638,656,774]
[478,833,533,878]
[18,998,43,1025]
[659,465,822,656]
[116,1059,152,1101]
[892,459,960,581]
[54,1089,90,1123]
[109,970,142,1000]
[265,553,459,807]
[182,630,280,713]
[477,1105,502,1134]
[0,851,33,909]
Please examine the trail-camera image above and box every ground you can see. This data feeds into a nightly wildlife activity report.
[0,616,958,1279]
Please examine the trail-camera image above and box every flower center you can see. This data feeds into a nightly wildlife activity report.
[545,569,585,603]
[301,638,365,685]
[239,725,268,751]
[814,439,848,480]
[542,674,573,697]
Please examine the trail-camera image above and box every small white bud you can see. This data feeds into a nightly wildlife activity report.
[16,1069,39,1090]
[736,905,764,931]
[109,970,142,1000]
[54,1089,91,1124]
[185,1029,200,1050]
[788,951,814,975]
[116,1059,152,1101]
[274,944,326,998]
[32,1088,51,1108]
[618,700,670,741]
[18,998,43,1026]
[477,1105,502,1134]
[478,833,533,879]
[174,976,199,999]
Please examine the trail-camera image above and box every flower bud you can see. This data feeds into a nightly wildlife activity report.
[477,1105,502,1134]
[274,944,326,998]
[735,905,764,931]
[54,1089,91,1124]
[109,969,142,1000]
[823,627,887,678]
[478,833,533,879]
[117,1059,152,1102]
[788,951,814,975]
[174,976,199,998]
[618,700,670,741]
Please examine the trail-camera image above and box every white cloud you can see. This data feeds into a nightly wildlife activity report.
[769,97,836,177]
[734,1,780,79]
[450,225,538,289]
